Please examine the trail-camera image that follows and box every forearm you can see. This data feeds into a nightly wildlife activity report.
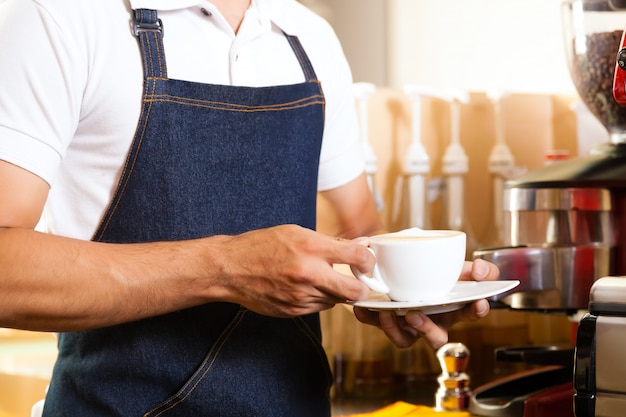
[0,227,223,332]
[0,224,375,332]
[319,173,386,240]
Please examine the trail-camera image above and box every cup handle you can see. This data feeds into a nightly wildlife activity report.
[350,248,390,294]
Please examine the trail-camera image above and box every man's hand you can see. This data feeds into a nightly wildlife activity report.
[210,224,373,317]
[352,258,499,349]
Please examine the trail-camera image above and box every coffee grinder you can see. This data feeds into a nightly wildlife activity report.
[469,1,626,416]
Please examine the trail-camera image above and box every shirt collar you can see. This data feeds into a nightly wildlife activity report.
[127,0,298,34]
[256,0,297,34]
[129,0,203,11]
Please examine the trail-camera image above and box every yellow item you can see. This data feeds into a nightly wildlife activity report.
[342,401,470,417]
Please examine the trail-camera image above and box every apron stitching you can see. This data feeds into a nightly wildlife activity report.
[93,88,155,241]
[143,309,248,417]
[95,13,324,243]
[140,35,150,82]
[146,93,323,107]
[95,17,163,240]
[285,33,325,121]
[79,8,328,415]
[294,316,334,385]
[145,96,325,112]
[290,42,308,77]
[146,30,155,78]
[284,34,315,81]
[153,31,167,77]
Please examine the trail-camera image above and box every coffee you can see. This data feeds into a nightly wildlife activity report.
[373,233,462,243]
[351,228,466,302]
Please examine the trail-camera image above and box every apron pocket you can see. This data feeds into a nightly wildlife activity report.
[143,311,332,417]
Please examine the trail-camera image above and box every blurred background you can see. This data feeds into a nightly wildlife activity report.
[301,0,573,92]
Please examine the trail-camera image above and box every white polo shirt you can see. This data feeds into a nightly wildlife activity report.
[0,0,364,239]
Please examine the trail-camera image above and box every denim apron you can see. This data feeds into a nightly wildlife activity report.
[42,9,331,417]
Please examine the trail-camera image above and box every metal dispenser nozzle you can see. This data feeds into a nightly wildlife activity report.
[353,82,383,212]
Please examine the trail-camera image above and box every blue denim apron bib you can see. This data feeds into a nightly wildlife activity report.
[43,9,331,416]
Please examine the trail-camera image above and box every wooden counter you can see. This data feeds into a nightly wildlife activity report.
[0,330,57,417]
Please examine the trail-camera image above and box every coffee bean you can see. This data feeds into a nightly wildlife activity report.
[569,30,626,130]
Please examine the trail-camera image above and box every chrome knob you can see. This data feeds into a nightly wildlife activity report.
[435,342,471,411]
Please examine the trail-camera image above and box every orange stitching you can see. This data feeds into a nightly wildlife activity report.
[143,309,247,417]
[140,83,322,109]
[94,87,154,240]
[294,317,333,384]
[99,25,161,234]
[94,25,325,240]
[287,36,316,81]
[152,31,166,77]
[144,92,324,109]
[145,97,324,113]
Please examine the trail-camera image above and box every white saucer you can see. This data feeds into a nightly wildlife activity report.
[348,280,520,315]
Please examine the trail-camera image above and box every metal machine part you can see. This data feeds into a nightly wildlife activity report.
[474,181,619,312]
[479,1,626,312]
[574,277,626,417]
[469,345,575,417]
[469,366,574,417]
[472,3,626,416]
[475,245,610,312]
[573,7,626,416]
[435,343,471,412]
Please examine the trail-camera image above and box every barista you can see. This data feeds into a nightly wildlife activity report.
[0,0,499,415]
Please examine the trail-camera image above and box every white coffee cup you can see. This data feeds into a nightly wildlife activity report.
[351,228,466,302]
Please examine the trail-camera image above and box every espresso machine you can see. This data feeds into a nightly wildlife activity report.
[469,1,626,416]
